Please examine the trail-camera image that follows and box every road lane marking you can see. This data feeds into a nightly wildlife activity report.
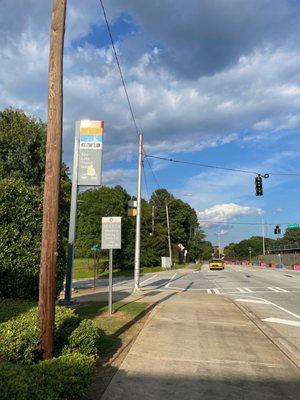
[243,288,253,293]
[235,298,268,304]
[164,272,177,288]
[273,287,288,292]
[213,288,220,294]
[268,287,281,292]
[140,274,158,287]
[113,279,132,287]
[207,289,212,294]
[237,287,247,293]
[236,295,300,320]
[263,317,300,327]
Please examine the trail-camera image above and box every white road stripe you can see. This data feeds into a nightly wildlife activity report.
[237,296,300,320]
[237,287,247,293]
[207,289,212,294]
[236,298,268,304]
[263,317,300,327]
[113,279,132,287]
[243,288,253,293]
[140,274,158,287]
[164,272,177,288]
[274,287,288,292]
[268,287,281,292]
[213,288,220,294]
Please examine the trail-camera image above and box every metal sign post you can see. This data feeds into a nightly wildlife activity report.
[63,120,104,304]
[101,217,122,315]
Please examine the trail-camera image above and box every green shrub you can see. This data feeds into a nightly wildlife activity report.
[0,306,82,364]
[32,353,95,400]
[0,306,102,366]
[54,307,81,356]
[0,353,95,400]
[64,319,102,357]
[0,362,31,400]
[0,178,67,300]
[0,308,40,364]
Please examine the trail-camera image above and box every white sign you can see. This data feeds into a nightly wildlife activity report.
[101,217,122,250]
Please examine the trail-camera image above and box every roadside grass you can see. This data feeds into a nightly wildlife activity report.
[0,298,149,355]
[74,300,149,353]
[73,258,195,280]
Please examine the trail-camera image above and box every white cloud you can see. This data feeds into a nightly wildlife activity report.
[1,0,300,186]
[198,203,263,228]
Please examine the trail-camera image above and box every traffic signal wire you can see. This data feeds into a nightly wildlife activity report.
[198,220,300,226]
[145,154,300,177]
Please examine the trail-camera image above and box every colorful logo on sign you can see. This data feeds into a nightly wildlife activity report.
[80,120,104,148]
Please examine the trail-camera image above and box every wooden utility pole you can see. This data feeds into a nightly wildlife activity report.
[38,0,67,360]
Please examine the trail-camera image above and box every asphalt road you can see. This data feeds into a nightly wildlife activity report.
[73,264,300,363]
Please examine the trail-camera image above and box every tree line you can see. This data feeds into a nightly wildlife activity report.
[76,186,213,268]
[0,108,212,299]
[224,228,300,260]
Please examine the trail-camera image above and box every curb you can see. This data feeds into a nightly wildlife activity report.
[234,300,300,369]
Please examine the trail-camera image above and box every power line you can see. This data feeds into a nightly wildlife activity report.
[142,163,150,200]
[146,154,300,177]
[198,220,300,226]
[99,0,162,191]
[99,0,139,138]
[144,156,161,189]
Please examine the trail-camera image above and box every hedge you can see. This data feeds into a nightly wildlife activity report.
[0,178,67,299]
[0,306,102,399]
[0,306,102,364]
[0,353,95,400]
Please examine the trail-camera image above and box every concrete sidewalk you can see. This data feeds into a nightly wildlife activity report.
[101,293,300,400]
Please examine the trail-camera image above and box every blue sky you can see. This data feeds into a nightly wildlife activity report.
[1,0,300,245]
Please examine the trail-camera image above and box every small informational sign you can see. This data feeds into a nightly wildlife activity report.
[78,120,104,186]
[287,223,300,229]
[101,217,122,250]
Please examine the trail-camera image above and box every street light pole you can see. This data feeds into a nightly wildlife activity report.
[133,133,143,292]
[218,229,221,259]
[166,201,173,267]
[262,217,266,256]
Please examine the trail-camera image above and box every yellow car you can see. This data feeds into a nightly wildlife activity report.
[209,259,225,270]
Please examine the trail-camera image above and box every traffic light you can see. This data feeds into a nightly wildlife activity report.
[255,175,263,196]
[274,225,281,235]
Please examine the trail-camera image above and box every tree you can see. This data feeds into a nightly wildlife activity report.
[0,108,71,299]
[0,108,46,185]
[278,228,300,245]
[188,232,213,262]
[224,236,276,259]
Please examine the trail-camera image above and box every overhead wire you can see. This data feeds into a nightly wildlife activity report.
[145,154,300,177]
[100,1,300,187]
[99,0,139,138]
[198,220,300,226]
[99,0,162,190]
[142,163,150,200]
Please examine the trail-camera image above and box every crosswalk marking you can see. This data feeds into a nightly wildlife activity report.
[268,287,281,292]
[243,288,253,293]
[273,287,288,292]
[213,288,220,294]
[237,287,247,293]
[207,289,212,294]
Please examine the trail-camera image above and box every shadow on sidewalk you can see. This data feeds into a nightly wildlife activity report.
[100,371,300,400]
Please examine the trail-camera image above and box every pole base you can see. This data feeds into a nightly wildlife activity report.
[132,286,142,295]
[58,298,76,306]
